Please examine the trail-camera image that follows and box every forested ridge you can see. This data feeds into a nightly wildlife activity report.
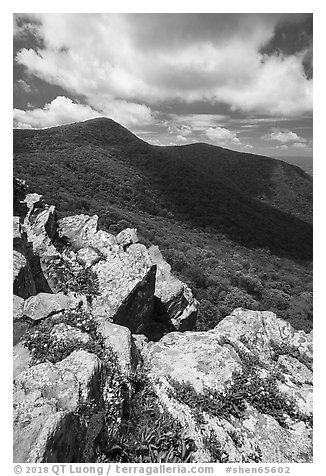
[13,118,313,331]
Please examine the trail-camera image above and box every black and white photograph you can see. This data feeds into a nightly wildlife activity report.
[12,9,315,468]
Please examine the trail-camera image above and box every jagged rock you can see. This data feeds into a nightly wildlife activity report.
[21,203,157,336]
[58,214,99,250]
[148,245,198,331]
[14,350,105,462]
[13,250,36,298]
[12,181,313,464]
[146,309,313,463]
[22,292,78,322]
[91,243,156,333]
[24,193,44,219]
[116,228,138,249]
[24,205,58,255]
[97,321,139,376]
[216,308,313,360]
[13,390,64,463]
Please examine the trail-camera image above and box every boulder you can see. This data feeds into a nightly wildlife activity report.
[58,214,99,250]
[24,205,58,255]
[22,292,78,322]
[13,390,65,463]
[96,321,139,376]
[91,243,156,334]
[13,350,106,462]
[24,193,44,219]
[146,309,313,463]
[116,228,138,249]
[148,245,198,331]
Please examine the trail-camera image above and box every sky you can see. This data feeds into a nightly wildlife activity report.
[13,13,313,157]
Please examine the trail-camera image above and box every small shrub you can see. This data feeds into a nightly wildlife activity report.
[97,375,196,463]
[270,340,313,372]
[23,304,106,364]
[168,342,312,431]
[203,431,229,463]
[53,259,100,303]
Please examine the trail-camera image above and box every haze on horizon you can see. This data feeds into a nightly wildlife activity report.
[13,13,313,159]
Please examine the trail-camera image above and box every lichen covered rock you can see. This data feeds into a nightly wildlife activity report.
[116,228,139,249]
[145,309,313,463]
[91,243,156,333]
[12,180,313,464]
[13,349,118,463]
[22,292,79,322]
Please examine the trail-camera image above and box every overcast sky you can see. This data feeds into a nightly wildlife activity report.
[13,13,313,157]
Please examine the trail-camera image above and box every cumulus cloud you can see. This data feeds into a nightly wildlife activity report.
[262,128,306,143]
[13,96,102,128]
[292,142,307,149]
[13,95,153,129]
[176,135,188,143]
[205,127,241,147]
[276,145,289,150]
[14,13,312,117]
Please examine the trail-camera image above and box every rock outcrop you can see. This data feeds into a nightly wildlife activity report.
[12,179,312,464]
[12,179,199,462]
[14,349,112,463]
[143,308,313,463]
[149,245,198,331]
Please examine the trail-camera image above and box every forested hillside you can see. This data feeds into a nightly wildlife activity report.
[13,118,313,332]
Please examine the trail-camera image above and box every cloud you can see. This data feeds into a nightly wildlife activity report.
[262,128,306,143]
[276,145,289,150]
[205,127,241,147]
[14,13,312,117]
[176,135,188,143]
[292,142,307,149]
[14,79,33,93]
[13,95,153,129]
[169,114,228,131]
[13,96,102,128]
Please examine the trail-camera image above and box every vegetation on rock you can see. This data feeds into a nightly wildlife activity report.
[168,336,312,433]
[97,373,196,463]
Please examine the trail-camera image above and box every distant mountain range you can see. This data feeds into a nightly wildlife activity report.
[273,155,313,176]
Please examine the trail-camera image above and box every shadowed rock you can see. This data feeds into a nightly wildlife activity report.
[148,245,198,331]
